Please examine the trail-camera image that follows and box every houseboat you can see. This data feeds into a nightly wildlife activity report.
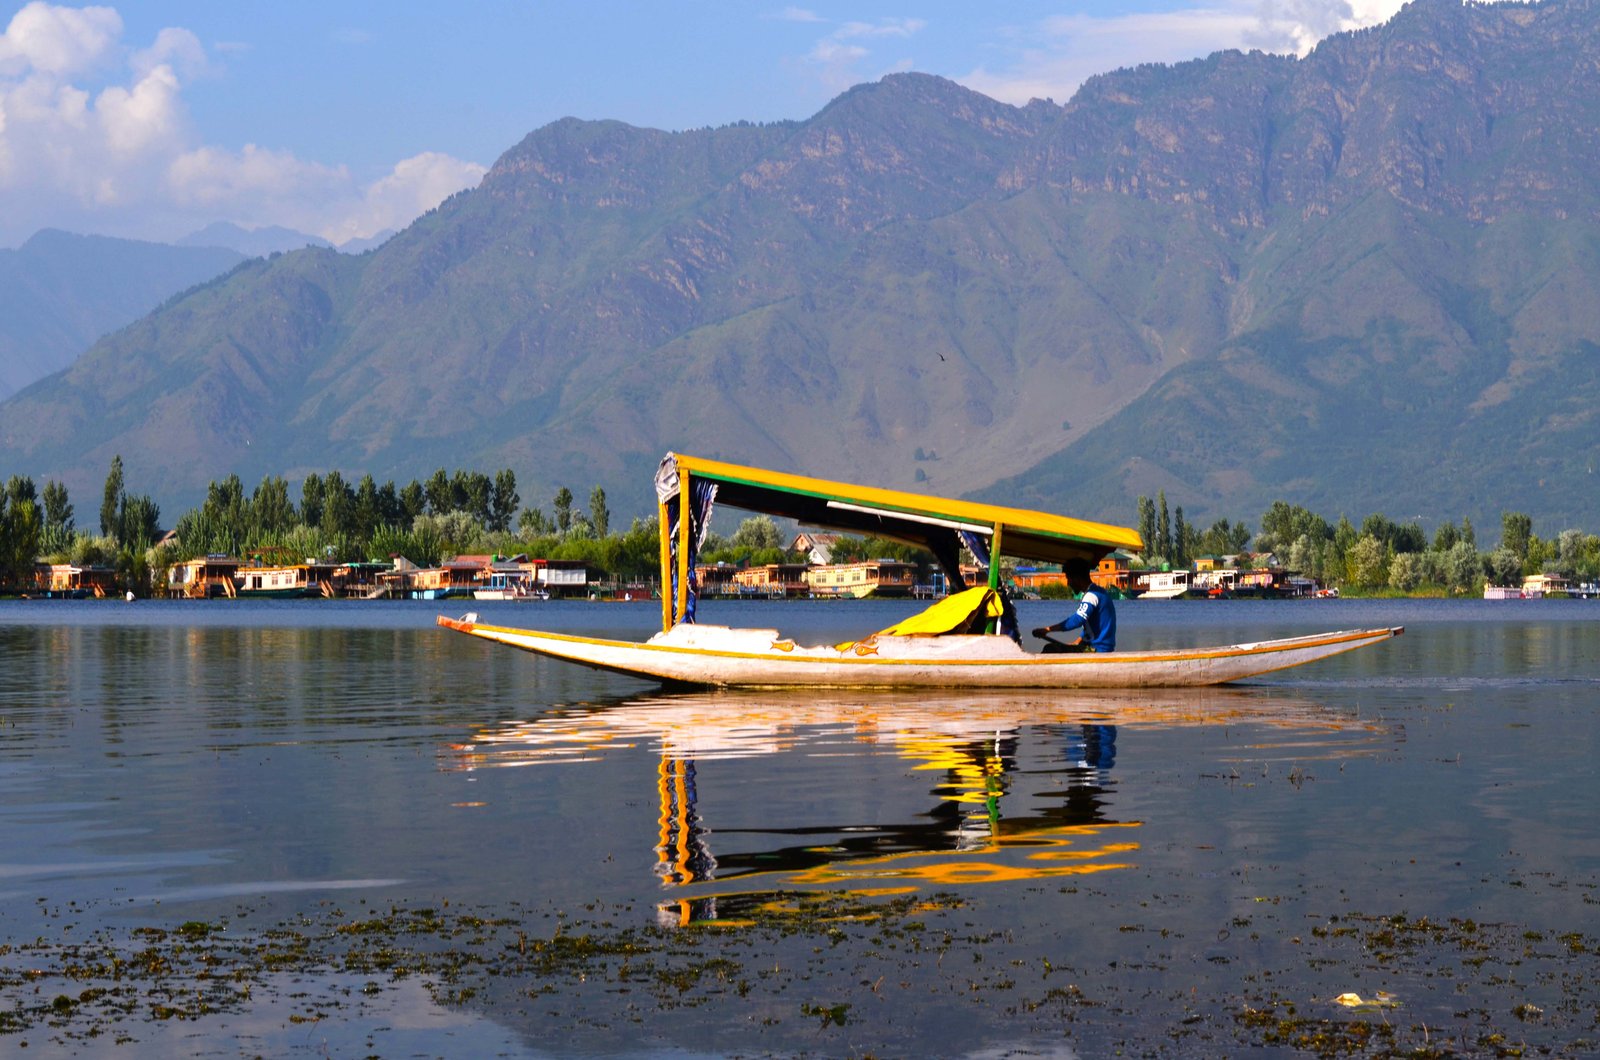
[696,563,740,598]
[332,561,391,598]
[1236,567,1297,598]
[34,563,117,599]
[807,559,917,598]
[1138,569,1193,599]
[1194,569,1239,598]
[732,563,809,598]
[373,556,422,599]
[1522,573,1571,597]
[166,555,241,598]
[235,562,342,598]
[525,558,588,598]
[406,559,484,600]
[474,567,547,601]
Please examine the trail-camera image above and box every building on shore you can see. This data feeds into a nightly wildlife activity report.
[791,532,841,565]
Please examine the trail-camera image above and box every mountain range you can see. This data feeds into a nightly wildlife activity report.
[0,231,243,402]
[176,221,396,257]
[2,0,1597,535]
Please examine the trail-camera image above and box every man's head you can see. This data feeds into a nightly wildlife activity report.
[1064,557,1093,592]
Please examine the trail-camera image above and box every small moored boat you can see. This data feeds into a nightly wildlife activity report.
[438,453,1402,688]
[473,571,548,601]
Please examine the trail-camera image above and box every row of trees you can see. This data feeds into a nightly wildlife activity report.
[0,457,782,592]
[7,455,1599,597]
[1135,494,1600,592]
[1136,492,1251,570]
[0,459,164,589]
[172,467,526,558]
[168,467,629,574]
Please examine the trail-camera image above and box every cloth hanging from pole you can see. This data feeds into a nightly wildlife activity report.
[656,455,718,624]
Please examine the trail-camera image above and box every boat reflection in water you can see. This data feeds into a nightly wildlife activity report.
[646,718,1132,928]
[447,688,1391,926]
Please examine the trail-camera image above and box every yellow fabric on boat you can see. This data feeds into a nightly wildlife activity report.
[874,586,1004,638]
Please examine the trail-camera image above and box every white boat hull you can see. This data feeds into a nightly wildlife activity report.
[437,617,1403,689]
[472,588,548,601]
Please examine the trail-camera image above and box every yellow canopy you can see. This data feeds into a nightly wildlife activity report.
[660,453,1142,566]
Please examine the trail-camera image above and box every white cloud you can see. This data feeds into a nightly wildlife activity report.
[0,2,121,78]
[0,3,481,247]
[131,26,209,80]
[801,15,928,93]
[168,142,350,209]
[809,38,868,66]
[328,152,488,245]
[835,17,926,40]
[96,64,185,158]
[1245,0,1364,53]
[773,7,824,23]
[164,146,487,245]
[960,0,1407,107]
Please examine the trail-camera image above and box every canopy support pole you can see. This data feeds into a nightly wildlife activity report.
[658,499,672,633]
[985,522,1005,633]
[675,469,691,625]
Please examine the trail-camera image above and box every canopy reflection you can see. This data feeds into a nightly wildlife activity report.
[446,688,1392,925]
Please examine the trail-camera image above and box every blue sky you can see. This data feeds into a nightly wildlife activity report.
[1,0,1410,247]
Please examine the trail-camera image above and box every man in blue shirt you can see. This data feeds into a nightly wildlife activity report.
[1032,558,1116,653]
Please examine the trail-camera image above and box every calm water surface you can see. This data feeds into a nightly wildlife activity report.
[2,598,1597,1057]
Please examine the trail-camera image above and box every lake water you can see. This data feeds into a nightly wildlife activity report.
[2,597,1597,1057]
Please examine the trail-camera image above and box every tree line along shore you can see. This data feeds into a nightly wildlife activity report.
[2,458,1597,598]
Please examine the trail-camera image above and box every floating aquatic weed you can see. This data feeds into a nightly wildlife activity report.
[5,893,1597,1056]
[800,1001,850,1027]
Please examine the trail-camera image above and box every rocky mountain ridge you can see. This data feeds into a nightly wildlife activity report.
[2,0,1596,532]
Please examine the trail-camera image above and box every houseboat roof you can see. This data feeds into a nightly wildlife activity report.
[661,453,1142,565]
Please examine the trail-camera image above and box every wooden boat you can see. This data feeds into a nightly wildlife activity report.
[437,452,1402,688]
[438,615,1401,688]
